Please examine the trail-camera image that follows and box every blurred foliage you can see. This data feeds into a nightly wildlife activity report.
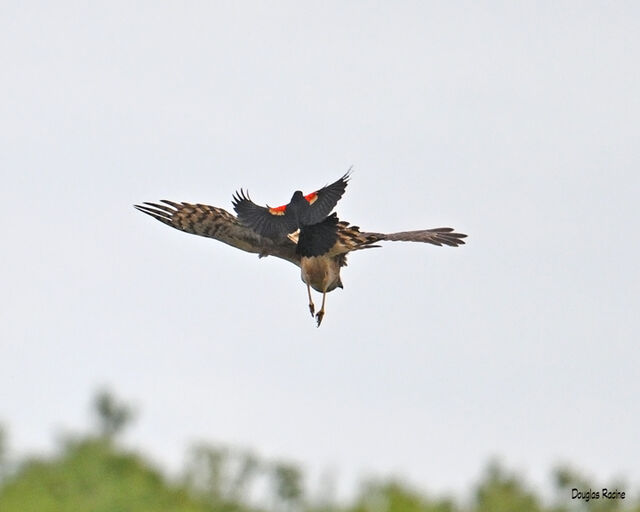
[94,388,135,439]
[472,461,541,512]
[348,479,455,512]
[271,461,304,511]
[0,391,639,512]
[0,424,6,480]
[0,438,212,512]
[184,443,262,511]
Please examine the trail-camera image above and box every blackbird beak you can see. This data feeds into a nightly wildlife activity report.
[287,229,300,244]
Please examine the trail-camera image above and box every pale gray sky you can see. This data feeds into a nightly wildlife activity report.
[1,0,639,500]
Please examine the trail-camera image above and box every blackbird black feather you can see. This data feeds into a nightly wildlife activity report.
[296,213,340,257]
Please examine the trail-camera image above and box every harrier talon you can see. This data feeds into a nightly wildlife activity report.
[306,284,315,317]
[316,311,325,327]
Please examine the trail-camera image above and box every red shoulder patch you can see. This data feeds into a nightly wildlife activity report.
[304,192,318,205]
[268,204,287,216]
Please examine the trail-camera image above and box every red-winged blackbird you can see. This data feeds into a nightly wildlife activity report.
[135,195,467,327]
[231,171,350,240]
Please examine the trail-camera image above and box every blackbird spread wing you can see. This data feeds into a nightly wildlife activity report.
[134,200,300,266]
[231,189,299,240]
[232,171,350,239]
[297,171,350,226]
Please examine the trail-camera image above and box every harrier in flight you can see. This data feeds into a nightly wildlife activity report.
[135,173,466,326]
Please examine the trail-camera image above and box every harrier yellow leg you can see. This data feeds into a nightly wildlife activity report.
[307,283,315,317]
[315,291,327,327]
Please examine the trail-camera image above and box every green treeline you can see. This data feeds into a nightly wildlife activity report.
[0,391,636,512]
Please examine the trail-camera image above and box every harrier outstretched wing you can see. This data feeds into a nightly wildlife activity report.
[288,221,466,258]
[134,200,300,265]
[360,227,467,247]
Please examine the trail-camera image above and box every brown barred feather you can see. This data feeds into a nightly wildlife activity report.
[134,201,300,265]
[361,227,467,247]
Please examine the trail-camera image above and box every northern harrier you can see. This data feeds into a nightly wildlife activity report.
[135,183,467,326]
